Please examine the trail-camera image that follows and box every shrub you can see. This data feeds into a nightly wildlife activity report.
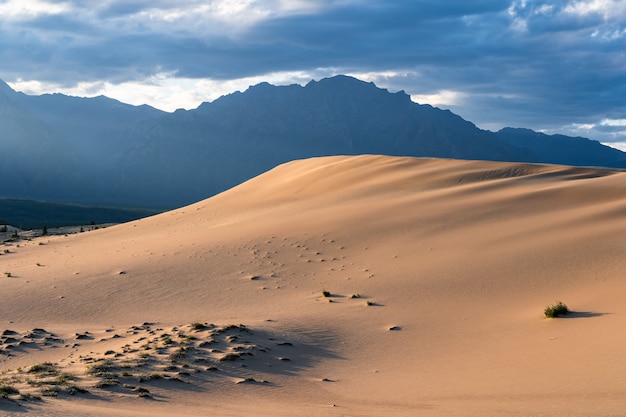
[28,362,58,376]
[87,360,115,377]
[41,387,59,397]
[0,385,19,398]
[322,290,331,297]
[67,385,89,395]
[94,378,119,388]
[52,373,77,385]
[219,352,241,362]
[544,301,570,318]
[168,347,188,362]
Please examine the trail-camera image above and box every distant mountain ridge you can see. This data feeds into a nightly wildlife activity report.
[1,75,624,208]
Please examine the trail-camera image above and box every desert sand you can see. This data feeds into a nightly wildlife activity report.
[2,155,626,416]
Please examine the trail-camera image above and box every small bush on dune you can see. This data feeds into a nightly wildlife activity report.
[67,385,89,395]
[28,362,58,376]
[0,385,19,399]
[544,301,570,318]
[87,360,115,377]
[191,322,206,330]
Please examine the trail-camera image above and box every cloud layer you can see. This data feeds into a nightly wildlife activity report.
[1,0,625,144]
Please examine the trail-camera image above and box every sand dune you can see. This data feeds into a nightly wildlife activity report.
[2,155,626,416]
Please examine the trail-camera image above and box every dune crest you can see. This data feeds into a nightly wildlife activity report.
[2,155,626,416]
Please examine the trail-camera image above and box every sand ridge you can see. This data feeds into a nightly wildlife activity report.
[2,155,626,416]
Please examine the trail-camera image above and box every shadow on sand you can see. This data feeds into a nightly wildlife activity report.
[560,311,607,319]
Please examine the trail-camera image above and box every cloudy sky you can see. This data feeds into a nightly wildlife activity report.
[1,0,625,148]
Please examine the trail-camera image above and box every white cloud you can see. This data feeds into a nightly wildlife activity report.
[534,4,554,15]
[600,119,626,127]
[540,120,626,150]
[507,0,529,32]
[0,0,329,40]
[601,141,626,151]
[9,70,336,111]
[275,0,326,14]
[564,0,626,20]
[345,70,420,86]
[109,0,329,38]
[572,122,597,130]
[0,0,71,19]
[135,1,271,29]
[410,90,467,107]
[8,68,427,112]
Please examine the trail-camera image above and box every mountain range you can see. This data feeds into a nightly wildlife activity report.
[1,75,624,208]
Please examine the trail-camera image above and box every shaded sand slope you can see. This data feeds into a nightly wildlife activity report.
[2,155,626,416]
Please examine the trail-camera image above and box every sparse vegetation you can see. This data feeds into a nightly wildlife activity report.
[191,322,206,330]
[87,360,115,377]
[19,392,42,401]
[52,373,77,385]
[134,386,150,394]
[0,385,19,399]
[67,385,89,395]
[28,362,58,376]
[219,352,242,362]
[0,321,302,405]
[322,290,331,297]
[95,378,120,388]
[143,372,163,381]
[544,301,570,318]
[169,347,188,362]
[40,386,59,397]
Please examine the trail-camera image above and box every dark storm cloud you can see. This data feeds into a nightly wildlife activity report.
[0,0,625,143]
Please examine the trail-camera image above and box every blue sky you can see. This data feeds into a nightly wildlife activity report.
[1,0,625,148]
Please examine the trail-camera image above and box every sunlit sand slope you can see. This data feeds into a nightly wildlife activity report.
[2,155,626,416]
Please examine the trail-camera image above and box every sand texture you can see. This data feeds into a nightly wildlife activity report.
[2,155,626,416]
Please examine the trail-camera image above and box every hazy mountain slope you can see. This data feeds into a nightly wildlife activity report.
[11,91,164,162]
[0,80,166,204]
[118,76,535,205]
[496,127,626,167]
[1,76,624,208]
[0,81,87,201]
